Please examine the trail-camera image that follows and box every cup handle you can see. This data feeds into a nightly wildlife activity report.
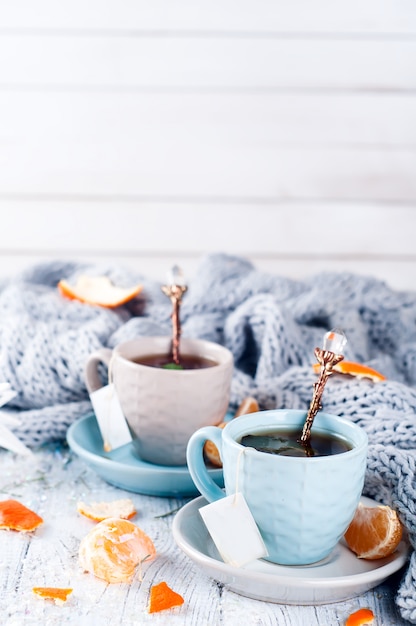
[186,426,226,502]
[84,348,113,393]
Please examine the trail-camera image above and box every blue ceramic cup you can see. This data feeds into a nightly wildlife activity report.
[186,409,368,565]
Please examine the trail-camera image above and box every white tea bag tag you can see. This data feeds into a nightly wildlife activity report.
[199,493,268,567]
[90,384,132,451]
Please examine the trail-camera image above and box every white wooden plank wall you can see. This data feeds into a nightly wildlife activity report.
[0,0,415,290]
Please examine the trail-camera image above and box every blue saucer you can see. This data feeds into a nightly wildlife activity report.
[67,412,224,497]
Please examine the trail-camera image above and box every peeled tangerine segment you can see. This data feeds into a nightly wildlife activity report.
[79,517,156,583]
[344,503,403,560]
[234,396,260,418]
[58,275,142,308]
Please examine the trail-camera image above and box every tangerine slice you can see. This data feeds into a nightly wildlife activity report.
[345,607,375,626]
[203,396,260,467]
[344,503,403,560]
[312,361,386,382]
[203,422,226,467]
[0,499,43,532]
[77,499,136,522]
[79,517,156,583]
[32,587,73,605]
[234,396,260,417]
[148,581,184,613]
[58,275,142,308]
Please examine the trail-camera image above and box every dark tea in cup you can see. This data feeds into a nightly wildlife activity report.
[240,429,352,457]
[132,353,217,370]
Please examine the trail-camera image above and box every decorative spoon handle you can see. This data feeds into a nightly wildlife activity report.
[161,265,187,365]
[300,329,347,445]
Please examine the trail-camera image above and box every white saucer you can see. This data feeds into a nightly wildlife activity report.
[172,495,409,605]
[67,413,224,498]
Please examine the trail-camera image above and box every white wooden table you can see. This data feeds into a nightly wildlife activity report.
[0,442,408,626]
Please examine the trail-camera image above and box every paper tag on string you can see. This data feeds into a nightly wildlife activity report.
[199,493,268,567]
[90,384,132,451]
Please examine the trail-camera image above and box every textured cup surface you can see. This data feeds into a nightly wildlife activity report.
[186,409,368,565]
[86,336,233,466]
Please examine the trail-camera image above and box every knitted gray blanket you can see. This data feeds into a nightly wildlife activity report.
[1,253,416,621]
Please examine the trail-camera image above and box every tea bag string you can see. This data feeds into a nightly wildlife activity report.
[102,353,117,453]
[108,353,116,387]
[233,447,247,505]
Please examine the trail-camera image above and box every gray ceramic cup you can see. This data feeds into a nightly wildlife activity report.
[85,336,233,466]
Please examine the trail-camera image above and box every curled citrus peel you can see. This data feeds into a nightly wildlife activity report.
[204,396,260,467]
[0,499,43,532]
[77,498,136,522]
[32,587,73,605]
[312,361,386,382]
[148,581,184,613]
[344,503,403,560]
[58,275,142,308]
[79,517,156,583]
[345,607,375,626]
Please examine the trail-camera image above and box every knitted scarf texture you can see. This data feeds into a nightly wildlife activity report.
[1,253,416,621]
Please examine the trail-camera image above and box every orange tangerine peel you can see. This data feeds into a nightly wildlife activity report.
[312,361,386,382]
[77,498,136,522]
[32,587,73,605]
[58,275,142,308]
[345,607,375,626]
[344,503,403,560]
[148,581,184,614]
[204,396,260,467]
[79,517,156,583]
[0,499,43,532]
